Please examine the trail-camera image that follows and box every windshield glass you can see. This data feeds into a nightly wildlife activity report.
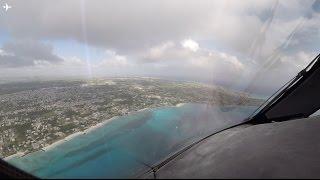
[0,0,319,178]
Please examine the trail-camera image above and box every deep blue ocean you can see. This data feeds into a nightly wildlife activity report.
[7,103,256,178]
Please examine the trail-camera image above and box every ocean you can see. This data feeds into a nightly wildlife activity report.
[7,103,256,178]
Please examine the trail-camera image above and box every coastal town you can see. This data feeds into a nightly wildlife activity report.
[0,78,262,158]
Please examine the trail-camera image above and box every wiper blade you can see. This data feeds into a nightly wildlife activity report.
[137,121,250,179]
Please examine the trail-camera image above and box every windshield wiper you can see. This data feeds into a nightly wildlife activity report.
[136,122,251,178]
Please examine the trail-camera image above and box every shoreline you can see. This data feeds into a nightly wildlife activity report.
[4,152,25,161]
[176,103,186,107]
[4,116,121,161]
[4,103,188,160]
[34,115,120,153]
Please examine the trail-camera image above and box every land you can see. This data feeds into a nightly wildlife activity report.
[0,77,262,158]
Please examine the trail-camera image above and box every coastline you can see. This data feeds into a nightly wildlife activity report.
[4,116,120,161]
[4,103,188,161]
[42,131,83,152]
[44,115,125,152]
[4,152,25,161]
[176,103,186,107]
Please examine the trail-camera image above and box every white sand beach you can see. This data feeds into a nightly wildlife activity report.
[5,116,120,160]
[83,116,118,134]
[43,116,120,152]
[138,108,150,112]
[4,152,25,161]
[176,103,186,107]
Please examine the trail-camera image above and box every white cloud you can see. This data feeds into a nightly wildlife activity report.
[0,40,63,67]
[145,41,175,60]
[61,56,86,67]
[0,49,3,55]
[99,51,131,68]
[137,40,246,86]
[182,39,199,52]
[279,51,314,72]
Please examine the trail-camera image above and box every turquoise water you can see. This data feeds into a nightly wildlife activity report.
[7,103,256,178]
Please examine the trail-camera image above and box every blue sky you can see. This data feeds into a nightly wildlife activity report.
[49,39,106,63]
[0,30,10,45]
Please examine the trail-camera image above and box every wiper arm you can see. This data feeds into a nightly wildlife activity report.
[137,122,250,178]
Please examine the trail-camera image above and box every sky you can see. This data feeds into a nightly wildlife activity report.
[0,0,320,96]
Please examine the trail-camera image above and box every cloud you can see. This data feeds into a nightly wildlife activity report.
[0,0,318,55]
[313,0,320,13]
[136,38,317,96]
[0,0,318,58]
[0,0,298,55]
[0,0,218,53]
[182,39,199,52]
[0,0,319,96]
[0,40,63,67]
[136,39,245,85]
[232,50,317,96]
[99,50,131,68]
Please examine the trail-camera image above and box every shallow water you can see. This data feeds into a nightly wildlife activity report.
[7,103,256,178]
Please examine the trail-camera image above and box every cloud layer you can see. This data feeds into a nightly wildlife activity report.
[0,0,319,96]
[0,40,63,67]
